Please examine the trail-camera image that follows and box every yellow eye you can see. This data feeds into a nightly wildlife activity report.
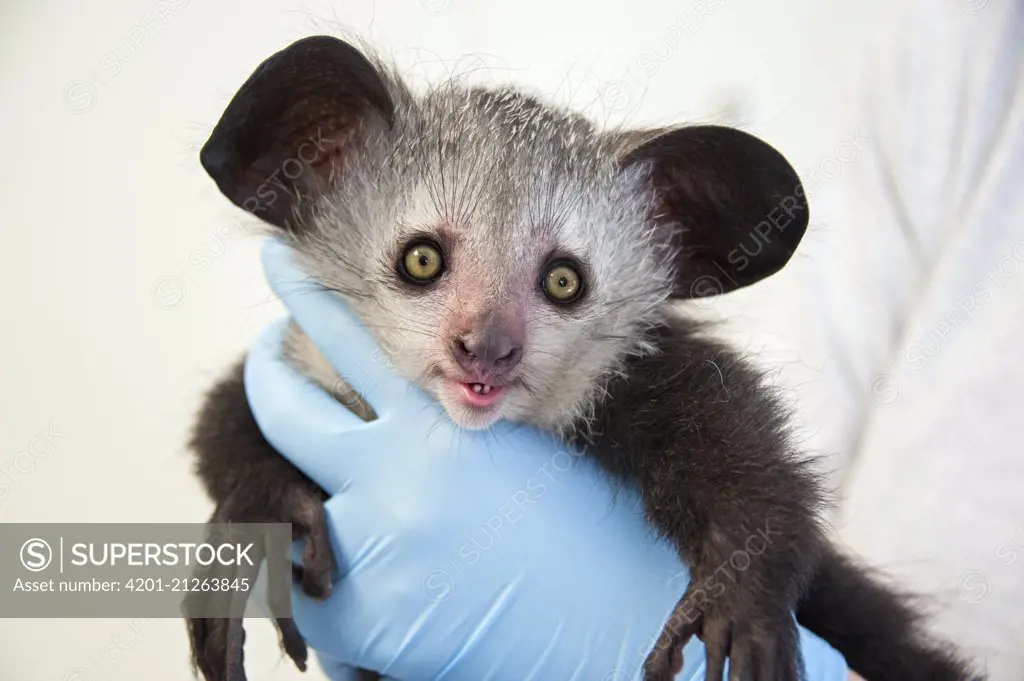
[400,241,444,283]
[542,262,583,303]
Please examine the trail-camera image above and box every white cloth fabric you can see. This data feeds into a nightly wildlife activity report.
[696,1,1023,677]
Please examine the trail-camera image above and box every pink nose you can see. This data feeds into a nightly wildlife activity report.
[451,325,523,376]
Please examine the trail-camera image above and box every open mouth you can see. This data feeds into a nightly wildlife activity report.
[458,381,507,408]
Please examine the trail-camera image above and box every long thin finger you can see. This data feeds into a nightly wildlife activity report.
[726,639,752,681]
[672,586,706,644]
[225,616,247,681]
[275,618,308,672]
[704,632,729,681]
[647,592,702,681]
[264,524,309,671]
[186,521,257,681]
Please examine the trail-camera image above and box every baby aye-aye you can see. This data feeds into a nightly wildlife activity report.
[186,35,982,681]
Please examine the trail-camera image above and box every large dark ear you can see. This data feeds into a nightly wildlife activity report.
[200,36,395,230]
[619,125,808,299]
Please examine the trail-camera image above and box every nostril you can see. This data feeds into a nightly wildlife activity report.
[495,345,522,367]
[454,337,475,360]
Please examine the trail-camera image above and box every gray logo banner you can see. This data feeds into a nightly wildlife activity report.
[1,523,294,618]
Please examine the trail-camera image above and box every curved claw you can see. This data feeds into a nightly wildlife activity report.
[275,617,309,671]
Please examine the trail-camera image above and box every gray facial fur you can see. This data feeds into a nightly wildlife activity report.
[278,80,678,432]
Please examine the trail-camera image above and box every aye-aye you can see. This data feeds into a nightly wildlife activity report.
[186,35,981,681]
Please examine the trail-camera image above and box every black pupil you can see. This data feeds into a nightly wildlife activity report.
[418,254,429,267]
[558,276,568,287]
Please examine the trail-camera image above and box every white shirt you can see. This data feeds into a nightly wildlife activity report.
[698,1,1024,676]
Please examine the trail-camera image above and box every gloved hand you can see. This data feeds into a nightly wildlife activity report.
[244,238,851,681]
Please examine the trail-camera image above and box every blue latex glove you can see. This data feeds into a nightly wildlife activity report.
[244,238,850,681]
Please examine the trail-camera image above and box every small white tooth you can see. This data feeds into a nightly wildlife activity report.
[482,385,491,395]
[472,384,482,393]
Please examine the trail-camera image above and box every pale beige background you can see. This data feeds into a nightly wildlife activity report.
[2,0,1020,680]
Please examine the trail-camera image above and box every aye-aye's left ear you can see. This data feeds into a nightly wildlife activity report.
[617,125,808,299]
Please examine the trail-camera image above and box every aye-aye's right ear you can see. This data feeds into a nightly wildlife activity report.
[618,125,809,299]
[200,36,396,230]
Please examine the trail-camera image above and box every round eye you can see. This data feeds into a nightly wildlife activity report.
[400,241,444,283]
[542,262,583,303]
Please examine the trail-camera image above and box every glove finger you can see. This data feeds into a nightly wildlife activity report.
[245,317,377,494]
[261,238,421,415]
